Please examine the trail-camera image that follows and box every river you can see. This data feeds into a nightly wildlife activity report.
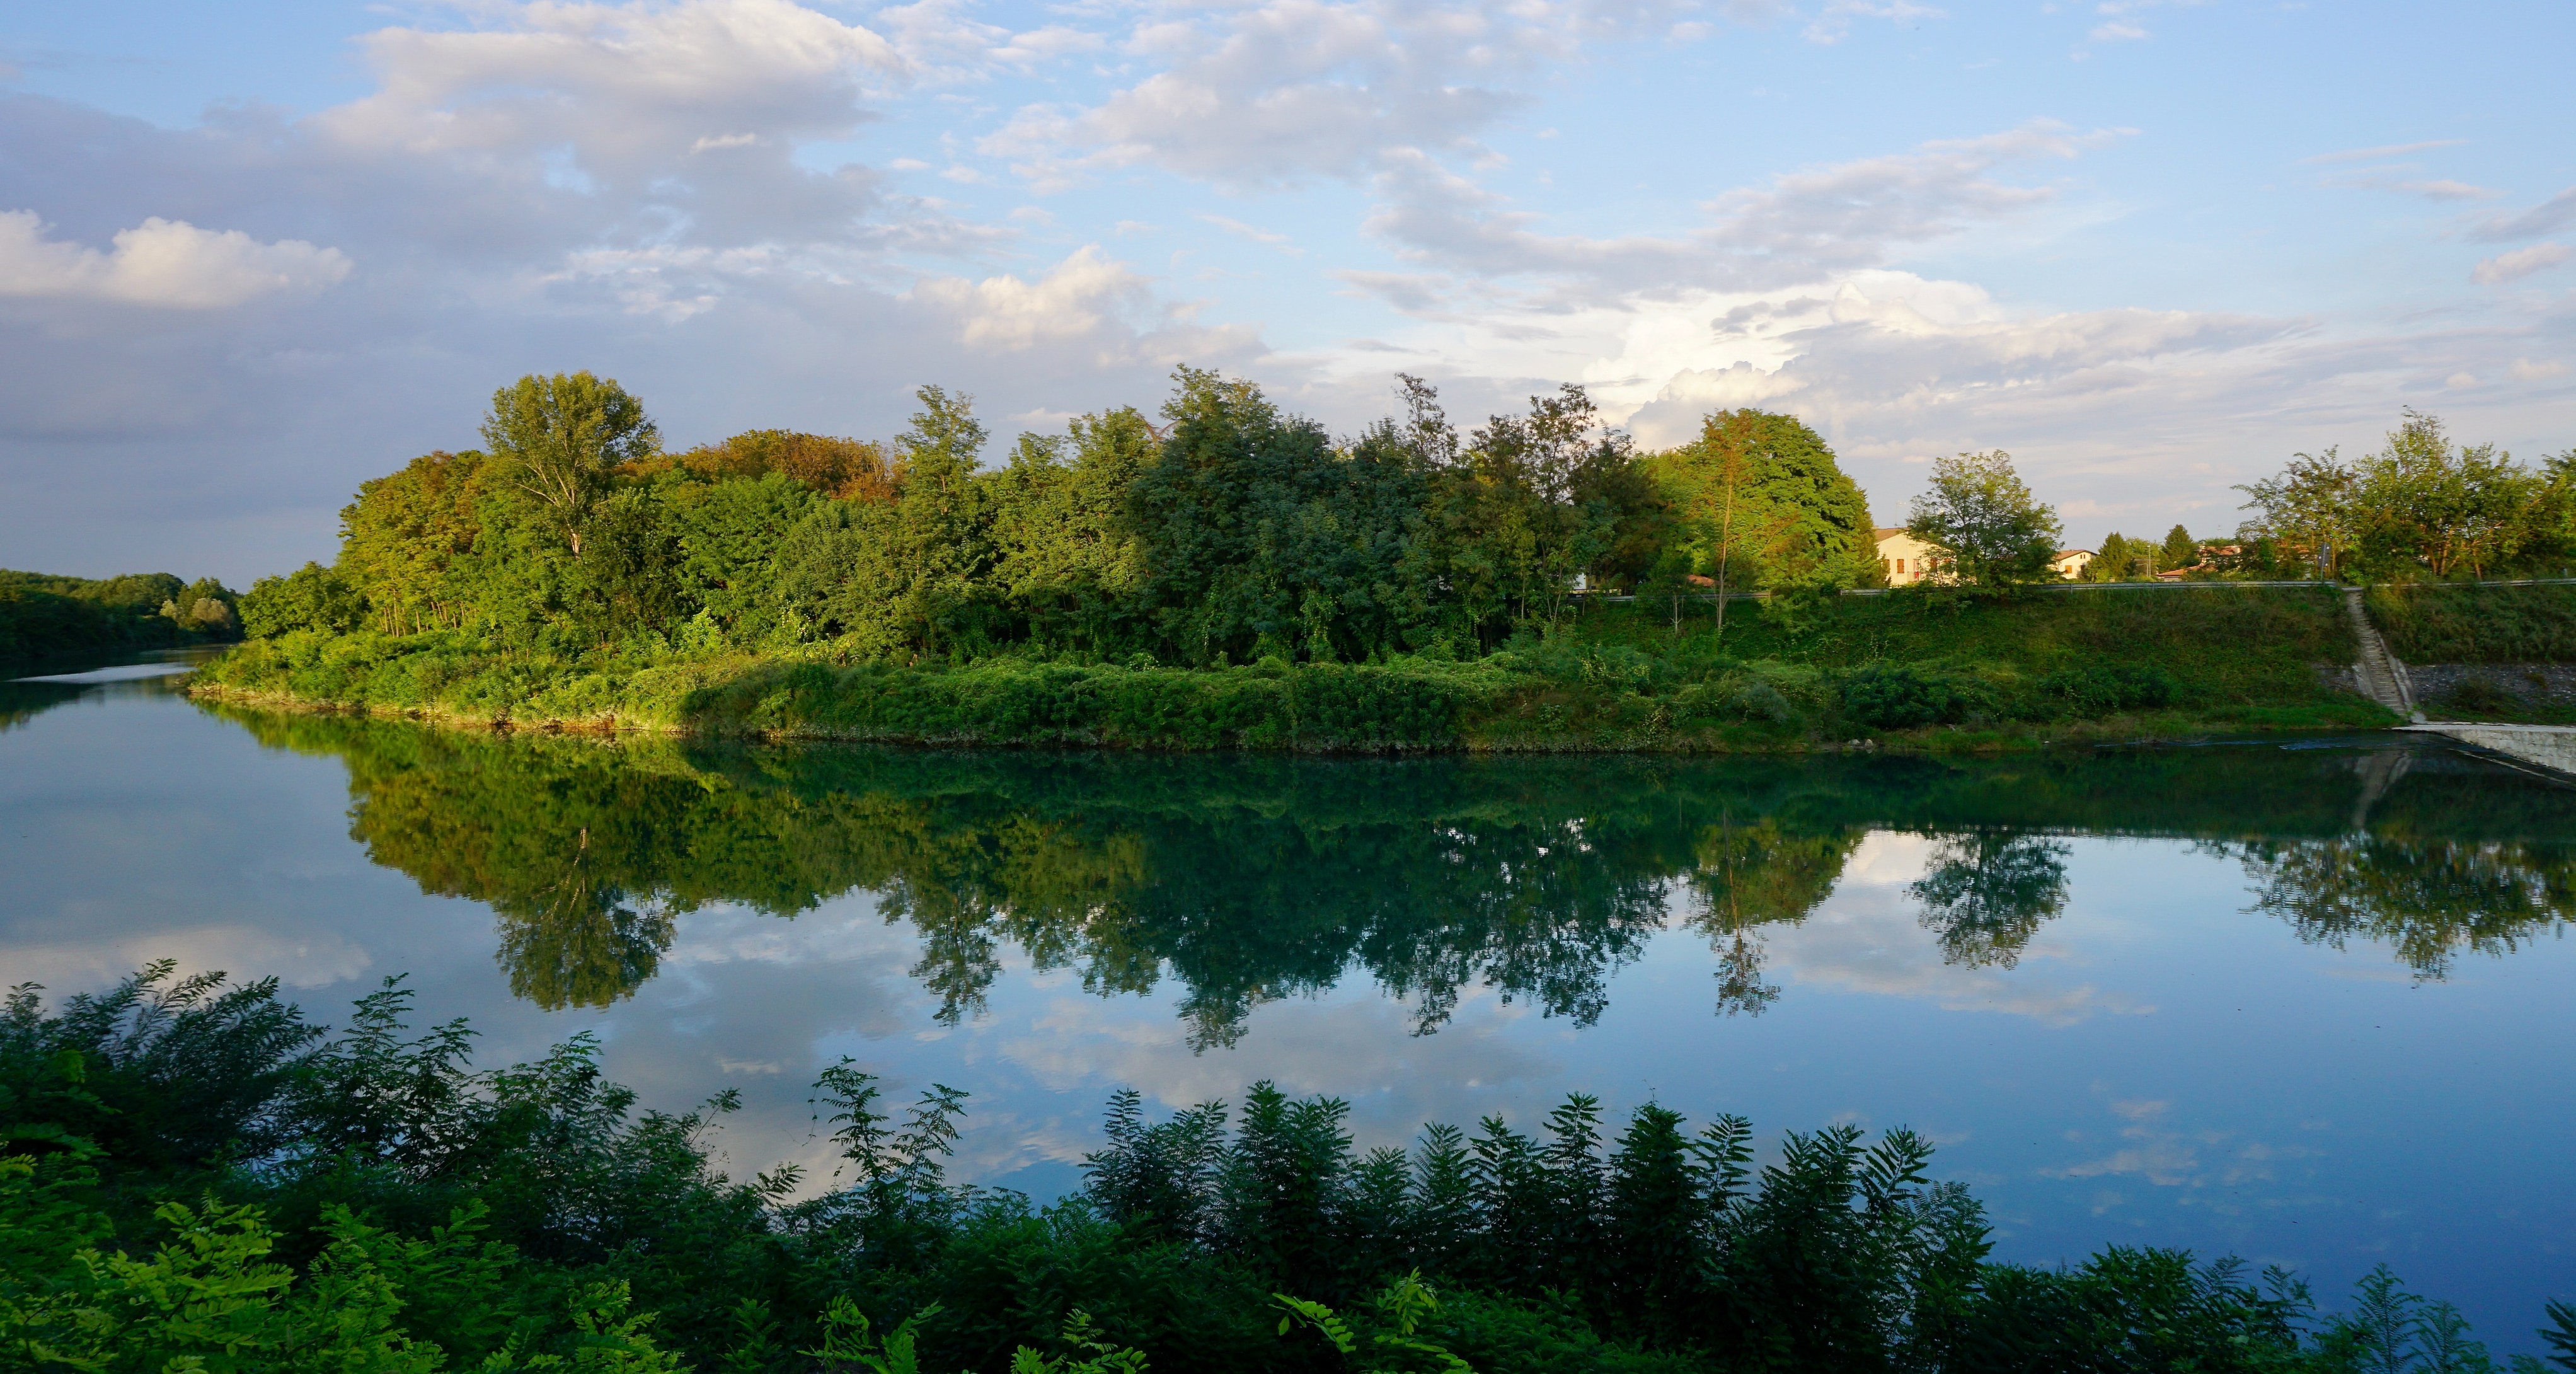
[4,655,2572,1346]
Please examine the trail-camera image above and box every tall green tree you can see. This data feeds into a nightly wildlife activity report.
[1422,383,1658,647]
[1128,367,1437,664]
[338,451,490,633]
[480,373,659,556]
[988,408,1160,655]
[1645,410,1876,592]
[2237,448,2359,579]
[2161,524,2198,573]
[2354,409,2543,577]
[884,386,1000,655]
[1904,451,2062,587]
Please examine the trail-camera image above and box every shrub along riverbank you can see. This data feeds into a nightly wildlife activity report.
[194,583,2390,751]
[8,964,2573,1371]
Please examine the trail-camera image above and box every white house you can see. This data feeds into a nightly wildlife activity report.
[2049,548,2095,580]
[1875,528,1942,586]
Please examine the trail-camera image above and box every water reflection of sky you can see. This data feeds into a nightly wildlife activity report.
[3,683,2572,1348]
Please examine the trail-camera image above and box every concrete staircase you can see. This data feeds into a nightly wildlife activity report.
[2343,589,2420,721]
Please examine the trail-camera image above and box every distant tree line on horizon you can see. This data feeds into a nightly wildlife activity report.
[0,569,241,662]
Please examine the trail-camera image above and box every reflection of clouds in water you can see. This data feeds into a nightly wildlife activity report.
[2044,1094,2322,1209]
[576,896,931,1196]
[998,983,1556,1151]
[1755,833,2150,1026]
[0,925,378,993]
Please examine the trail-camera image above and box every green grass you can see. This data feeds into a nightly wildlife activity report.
[2366,581,2576,662]
[193,585,2394,752]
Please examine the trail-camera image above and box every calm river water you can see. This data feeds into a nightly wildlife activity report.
[4,659,2572,1345]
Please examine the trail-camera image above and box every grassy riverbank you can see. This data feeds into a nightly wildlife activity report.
[194,585,2392,751]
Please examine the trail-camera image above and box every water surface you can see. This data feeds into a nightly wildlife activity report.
[3,668,2572,1344]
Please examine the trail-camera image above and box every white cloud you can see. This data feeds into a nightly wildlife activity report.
[911,245,1255,362]
[0,211,352,308]
[987,0,1716,190]
[2511,358,2568,381]
[316,0,904,247]
[1364,122,2117,297]
[1198,214,1304,255]
[1805,0,1947,45]
[2475,188,2576,243]
[2301,138,2466,166]
[2472,242,2572,285]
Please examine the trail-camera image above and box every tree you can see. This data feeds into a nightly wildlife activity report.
[1904,451,2062,587]
[884,386,999,656]
[2160,524,2197,574]
[2084,532,2138,582]
[2236,448,2357,579]
[658,430,899,503]
[1646,410,1877,597]
[338,451,490,633]
[2354,409,2542,577]
[480,372,659,555]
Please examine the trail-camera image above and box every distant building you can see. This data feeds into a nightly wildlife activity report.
[1875,528,1944,586]
[2049,548,2095,580]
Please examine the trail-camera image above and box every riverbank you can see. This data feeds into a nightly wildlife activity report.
[190,585,2398,751]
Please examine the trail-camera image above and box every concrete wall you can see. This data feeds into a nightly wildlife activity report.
[2406,724,2576,778]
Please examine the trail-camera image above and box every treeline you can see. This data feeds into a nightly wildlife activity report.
[239,370,1878,667]
[0,569,240,662]
[2236,409,2576,582]
[8,964,2573,1372]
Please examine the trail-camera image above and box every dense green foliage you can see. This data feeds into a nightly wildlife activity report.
[1903,453,2061,587]
[205,369,2441,742]
[2237,410,2576,582]
[236,371,1680,674]
[198,710,2574,1025]
[0,569,239,662]
[1640,410,1878,597]
[8,964,2572,1372]
[200,584,2381,747]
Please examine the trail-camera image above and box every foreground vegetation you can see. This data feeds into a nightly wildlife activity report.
[0,569,240,663]
[7,964,2573,1372]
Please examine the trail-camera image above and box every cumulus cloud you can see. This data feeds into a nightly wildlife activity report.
[315,0,905,248]
[0,211,351,308]
[912,246,1255,361]
[987,0,1713,189]
[2472,242,2572,285]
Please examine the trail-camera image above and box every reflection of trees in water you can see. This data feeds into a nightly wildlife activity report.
[2219,836,2576,979]
[1680,819,1861,1015]
[489,828,678,1010]
[207,708,2576,1026]
[1906,833,2072,970]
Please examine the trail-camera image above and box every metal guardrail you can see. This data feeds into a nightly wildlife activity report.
[1577,578,2576,603]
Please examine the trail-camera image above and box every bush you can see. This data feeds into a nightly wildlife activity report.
[1839,663,1994,729]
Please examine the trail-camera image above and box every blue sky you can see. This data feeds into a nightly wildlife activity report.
[3,0,2571,583]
